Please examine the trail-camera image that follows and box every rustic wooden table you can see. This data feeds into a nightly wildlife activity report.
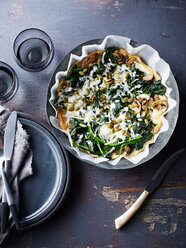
[1,0,186,247]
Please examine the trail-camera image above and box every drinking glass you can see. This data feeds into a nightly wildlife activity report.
[0,62,18,103]
[13,28,54,71]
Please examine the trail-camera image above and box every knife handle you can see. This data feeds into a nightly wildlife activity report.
[4,160,10,172]
[1,160,11,233]
[115,190,149,229]
[10,205,19,230]
[1,202,9,233]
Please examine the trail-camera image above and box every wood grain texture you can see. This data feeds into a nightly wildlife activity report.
[115,190,149,229]
[0,0,186,247]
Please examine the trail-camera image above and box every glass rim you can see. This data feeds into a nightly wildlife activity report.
[13,28,54,70]
[0,61,18,103]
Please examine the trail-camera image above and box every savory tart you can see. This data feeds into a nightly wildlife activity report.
[52,47,168,160]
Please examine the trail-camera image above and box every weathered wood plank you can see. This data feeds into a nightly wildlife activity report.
[1,0,186,247]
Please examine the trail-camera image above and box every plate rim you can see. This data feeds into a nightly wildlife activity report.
[46,37,179,169]
[17,112,71,229]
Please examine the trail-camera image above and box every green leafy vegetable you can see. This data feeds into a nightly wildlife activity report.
[97,58,105,74]
[135,129,153,150]
[104,47,118,63]
[113,100,124,115]
[65,64,84,88]
[88,122,106,144]
[105,136,142,147]
[73,141,89,151]
[52,95,66,109]
[128,109,136,116]
[132,117,155,150]
[148,80,166,95]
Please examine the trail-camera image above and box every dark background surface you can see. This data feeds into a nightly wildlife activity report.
[1,0,186,247]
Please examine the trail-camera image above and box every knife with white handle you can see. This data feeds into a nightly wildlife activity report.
[115,148,185,229]
[1,111,17,233]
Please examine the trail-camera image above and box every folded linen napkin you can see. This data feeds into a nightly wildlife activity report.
[0,106,33,244]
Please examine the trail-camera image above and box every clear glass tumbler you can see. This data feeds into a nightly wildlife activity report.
[0,62,18,104]
[13,28,54,71]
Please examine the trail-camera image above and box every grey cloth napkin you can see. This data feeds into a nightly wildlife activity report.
[0,106,33,244]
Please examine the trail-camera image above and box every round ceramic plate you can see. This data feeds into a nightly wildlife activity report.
[17,112,70,228]
[46,38,179,169]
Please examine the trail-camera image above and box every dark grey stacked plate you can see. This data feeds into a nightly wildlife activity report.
[18,112,70,228]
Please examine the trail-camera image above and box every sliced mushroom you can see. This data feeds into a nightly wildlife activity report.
[153,94,160,101]
[89,94,95,103]
[119,49,129,57]
[127,57,136,65]
[153,94,167,101]
[113,50,123,62]
[80,50,104,69]
[149,95,166,108]
[115,79,122,84]
[152,100,168,115]
[142,73,153,81]
[57,78,71,94]
[68,104,74,111]
[139,98,149,116]
[128,100,141,114]
[140,99,148,111]
[57,78,70,94]
[124,145,132,155]
[113,49,128,63]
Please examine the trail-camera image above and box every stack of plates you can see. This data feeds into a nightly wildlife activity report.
[17,112,70,228]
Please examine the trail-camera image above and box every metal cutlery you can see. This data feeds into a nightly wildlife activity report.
[1,111,17,233]
[1,164,19,230]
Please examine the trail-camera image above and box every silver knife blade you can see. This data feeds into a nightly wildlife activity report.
[145,148,185,194]
[4,111,17,161]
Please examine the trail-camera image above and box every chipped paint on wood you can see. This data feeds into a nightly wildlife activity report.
[93,185,98,190]
[101,182,186,193]
[148,223,155,232]
[80,0,111,5]
[124,196,186,235]
[161,6,184,10]
[177,208,183,214]
[124,197,186,208]
[101,185,186,235]
[8,0,22,19]
[80,0,123,10]
[101,187,119,202]
[160,32,171,39]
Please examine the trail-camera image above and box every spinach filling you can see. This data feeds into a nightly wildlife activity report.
[52,95,66,109]
[65,64,86,89]
[53,47,166,159]
[128,71,166,96]
[131,116,156,150]
[70,118,145,158]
